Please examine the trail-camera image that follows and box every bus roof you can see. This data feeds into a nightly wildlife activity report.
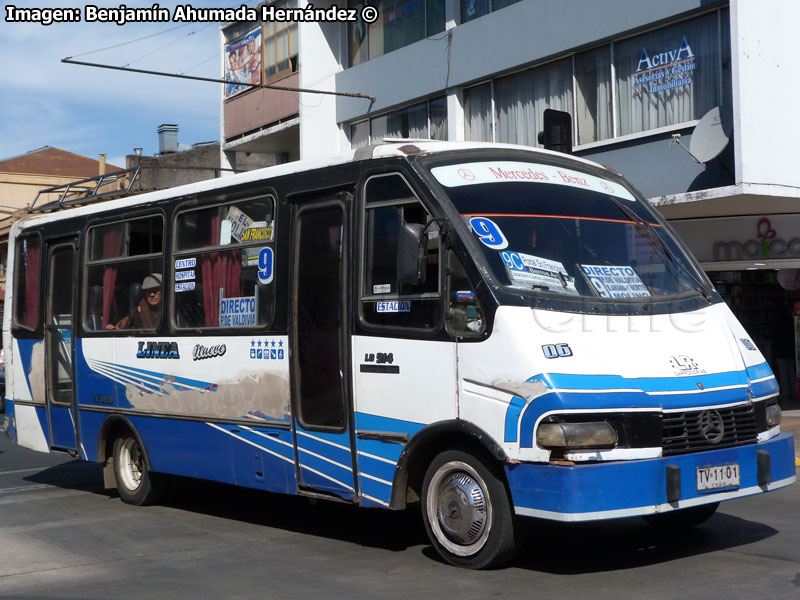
[12,141,607,233]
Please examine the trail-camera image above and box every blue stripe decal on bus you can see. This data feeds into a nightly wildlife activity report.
[505,366,777,448]
[504,396,527,443]
[749,377,779,398]
[85,359,218,393]
[507,364,773,448]
[537,368,752,394]
[355,412,425,436]
[747,362,773,381]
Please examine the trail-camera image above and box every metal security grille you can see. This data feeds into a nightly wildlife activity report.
[662,404,758,456]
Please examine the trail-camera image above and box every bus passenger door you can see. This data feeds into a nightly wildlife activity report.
[44,238,80,454]
[290,196,357,500]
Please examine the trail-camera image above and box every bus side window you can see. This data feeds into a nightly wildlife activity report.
[12,234,42,332]
[84,215,164,332]
[446,250,485,337]
[361,174,442,330]
[173,195,276,330]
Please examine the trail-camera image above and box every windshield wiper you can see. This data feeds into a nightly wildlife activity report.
[607,197,712,301]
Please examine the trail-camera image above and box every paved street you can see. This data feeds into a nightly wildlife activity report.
[1,428,799,599]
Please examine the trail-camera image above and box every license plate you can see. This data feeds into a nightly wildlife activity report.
[696,463,740,491]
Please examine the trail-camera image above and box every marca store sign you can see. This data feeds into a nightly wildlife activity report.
[672,215,800,263]
[634,34,696,94]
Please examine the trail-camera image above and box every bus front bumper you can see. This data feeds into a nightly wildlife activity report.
[505,433,796,522]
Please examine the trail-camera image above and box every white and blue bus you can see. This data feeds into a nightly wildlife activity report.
[2,142,794,568]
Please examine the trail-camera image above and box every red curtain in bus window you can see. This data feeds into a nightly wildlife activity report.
[24,239,41,329]
[201,216,242,327]
[101,228,123,327]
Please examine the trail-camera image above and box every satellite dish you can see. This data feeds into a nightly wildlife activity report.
[689,106,731,163]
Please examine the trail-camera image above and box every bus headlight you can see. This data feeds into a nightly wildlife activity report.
[536,421,618,449]
[766,403,782,428]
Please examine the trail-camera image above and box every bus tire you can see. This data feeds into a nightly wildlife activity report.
[643,502,719,529]
[113,435,166,506]
[421,449,519,569]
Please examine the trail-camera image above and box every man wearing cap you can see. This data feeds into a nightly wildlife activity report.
[106,273,162,329]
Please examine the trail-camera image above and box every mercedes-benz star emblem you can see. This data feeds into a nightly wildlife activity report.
[698,410,725,444]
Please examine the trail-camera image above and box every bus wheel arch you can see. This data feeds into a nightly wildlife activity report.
[97,416,166,505]
[390,420,508,510]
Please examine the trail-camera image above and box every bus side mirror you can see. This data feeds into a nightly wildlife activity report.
[537,108,572,154]
[398,222,428,286]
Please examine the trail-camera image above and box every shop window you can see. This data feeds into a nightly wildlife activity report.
[264,5,298,83]
[461,0,522,24]
[85,216,164,331]
[463,10,727,146]
[494,58,573,146]
[361,174,442,329]
[615,13,720,136]
[173,196,276,330]
[349,97,447,147]
[429,96,448,140]
[575,46,612,144]
[464,83,493,142]
[348,0,446,67]
[351,120,370,148]
[12,235,41,332]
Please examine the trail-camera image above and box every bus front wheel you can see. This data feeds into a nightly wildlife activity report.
[421,450,519,569]
[113,435,166,506]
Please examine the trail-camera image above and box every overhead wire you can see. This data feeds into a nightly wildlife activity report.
[67,24,191,59]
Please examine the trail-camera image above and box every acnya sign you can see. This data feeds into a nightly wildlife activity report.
[713,217,800,260]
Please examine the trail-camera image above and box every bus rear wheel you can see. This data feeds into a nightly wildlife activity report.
[421,450,519,569]
[113,434,166,506]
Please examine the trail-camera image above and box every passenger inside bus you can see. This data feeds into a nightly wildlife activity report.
[105,273,162,330]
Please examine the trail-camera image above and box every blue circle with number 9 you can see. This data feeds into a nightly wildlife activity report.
[469,217,508,249]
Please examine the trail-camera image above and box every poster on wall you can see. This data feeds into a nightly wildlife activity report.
[224,27,262,98]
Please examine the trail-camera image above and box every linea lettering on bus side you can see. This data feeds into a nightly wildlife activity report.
[137,341,180,359]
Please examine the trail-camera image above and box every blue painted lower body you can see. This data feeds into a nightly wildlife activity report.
[78,409,297,495]
[506,433,796,521]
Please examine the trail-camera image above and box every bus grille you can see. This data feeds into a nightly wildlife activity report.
[661,404,758,456]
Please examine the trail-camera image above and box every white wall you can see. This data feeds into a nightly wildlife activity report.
[732,0,800,187]
[297,0,349,159]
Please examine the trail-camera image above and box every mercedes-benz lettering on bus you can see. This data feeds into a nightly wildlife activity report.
[2,142,794,568]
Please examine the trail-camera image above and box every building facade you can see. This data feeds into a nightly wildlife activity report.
[221,0,800,404]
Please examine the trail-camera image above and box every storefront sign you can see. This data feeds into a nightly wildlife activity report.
[634,34,696,94]
[672,215,800,263]
[712,218,800,260]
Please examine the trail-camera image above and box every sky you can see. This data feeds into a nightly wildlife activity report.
[0,1,251,168]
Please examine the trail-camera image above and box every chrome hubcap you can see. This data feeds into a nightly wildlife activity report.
[427,460,492,556]
[438,473,487,545]
[119,438,143,492]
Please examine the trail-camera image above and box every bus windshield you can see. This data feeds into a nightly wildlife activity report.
[430,159,708,300]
